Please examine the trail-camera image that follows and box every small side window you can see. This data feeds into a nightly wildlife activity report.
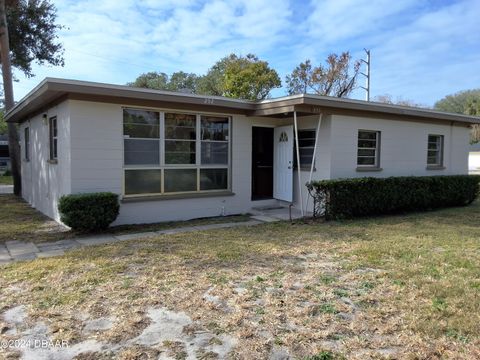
[427,134,444,166]
[24,127,30,161]
[357,130,380,167]
[49,116,58,161]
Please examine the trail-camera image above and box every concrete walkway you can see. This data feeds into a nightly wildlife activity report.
[0,219,265,265]
[0,184,13,194]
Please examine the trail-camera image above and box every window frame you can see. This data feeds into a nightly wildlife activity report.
[356,129,381,168]
[122,107,232,197]
[426,134,444,167]
[24,127,30,161]
[49,116,58,161]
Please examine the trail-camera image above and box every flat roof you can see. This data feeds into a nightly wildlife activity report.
[6,78,480,125]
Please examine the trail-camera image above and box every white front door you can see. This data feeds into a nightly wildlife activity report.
[274,125,293,202]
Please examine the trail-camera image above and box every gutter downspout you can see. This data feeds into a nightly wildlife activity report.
[305,113,323,214]
[293,111,304,217]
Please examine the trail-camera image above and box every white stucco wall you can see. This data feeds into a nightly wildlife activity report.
[329,114,469,179]
[19,101,71,221]
[68,100,286,225]
[19,99,471,225]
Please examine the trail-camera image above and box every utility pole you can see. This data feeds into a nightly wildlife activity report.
[360,49,370,101]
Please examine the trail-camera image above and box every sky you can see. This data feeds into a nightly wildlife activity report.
[12,0,480,107]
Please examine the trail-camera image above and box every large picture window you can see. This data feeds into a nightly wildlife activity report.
[123,108,230,196]
[357,130,380,167]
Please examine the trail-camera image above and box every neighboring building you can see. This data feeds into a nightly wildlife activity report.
[5,78,480,225]
[469,142,480,174]
[0,134,10,173]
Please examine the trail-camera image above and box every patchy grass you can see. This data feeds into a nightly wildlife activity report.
[0,175,12,185]
[0,194,250,244]
[0,198,480,358]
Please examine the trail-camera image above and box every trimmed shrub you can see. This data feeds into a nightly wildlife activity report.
[58,192,120,231]
[307,175,480,220]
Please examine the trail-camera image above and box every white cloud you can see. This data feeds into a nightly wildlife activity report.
[305,0,417,43]
[13,0,293,98]
[11,0,480,106]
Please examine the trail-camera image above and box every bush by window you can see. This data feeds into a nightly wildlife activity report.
[307,175,480,220]
[58,192,119,231]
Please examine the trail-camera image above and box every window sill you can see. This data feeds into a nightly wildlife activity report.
[356,167,383,172]
[426,165,446,170]
[121,190,235,203]
[47,159,58,164]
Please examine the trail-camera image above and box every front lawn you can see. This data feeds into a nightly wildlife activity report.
[0,197,479,358]
[0,174,12,185]
[0,194,250,244]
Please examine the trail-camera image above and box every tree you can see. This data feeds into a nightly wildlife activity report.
[374,94,426,108]
[1,0,20,193]
[1,0,64,195]
[434,89,480,143]
[167,71,199,93]
[284,59,313,95]
[128,71,168,89]
[465,96,480,116]
[0,109,6,134]
[286,52,361,97]
[222,54,281,100]
[434,89,480,115]
[129,53,281,100]
[196,57,229,96]
[127,71,199,93]
[7,0,64,77]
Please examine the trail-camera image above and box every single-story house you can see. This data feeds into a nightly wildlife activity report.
[6,78,480,225]
[0,134,11,173]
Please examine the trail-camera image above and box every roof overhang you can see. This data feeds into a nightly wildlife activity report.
[6,78,480,126]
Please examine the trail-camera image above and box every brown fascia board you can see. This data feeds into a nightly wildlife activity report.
[253,94,480,125]
[300,95,480,125]
[6,78,256,123]
[6,78,480,126]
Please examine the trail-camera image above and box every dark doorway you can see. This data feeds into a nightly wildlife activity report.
[252,127,274,200]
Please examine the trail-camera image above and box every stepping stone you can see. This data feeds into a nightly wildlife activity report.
[37,249,65,258]
[12,253,37,261]
[0,259,12,265]
[76,235,116,246]
[6,242,39,256]
[250,215,281,223]
[115,232,157,241]
[37,240,80,252]
[0,253,12,261]
[157,226,198,235]
[0,244,9,255]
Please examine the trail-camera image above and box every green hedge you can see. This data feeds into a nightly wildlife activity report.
[58,192,120,231]
[307,175,480,220]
